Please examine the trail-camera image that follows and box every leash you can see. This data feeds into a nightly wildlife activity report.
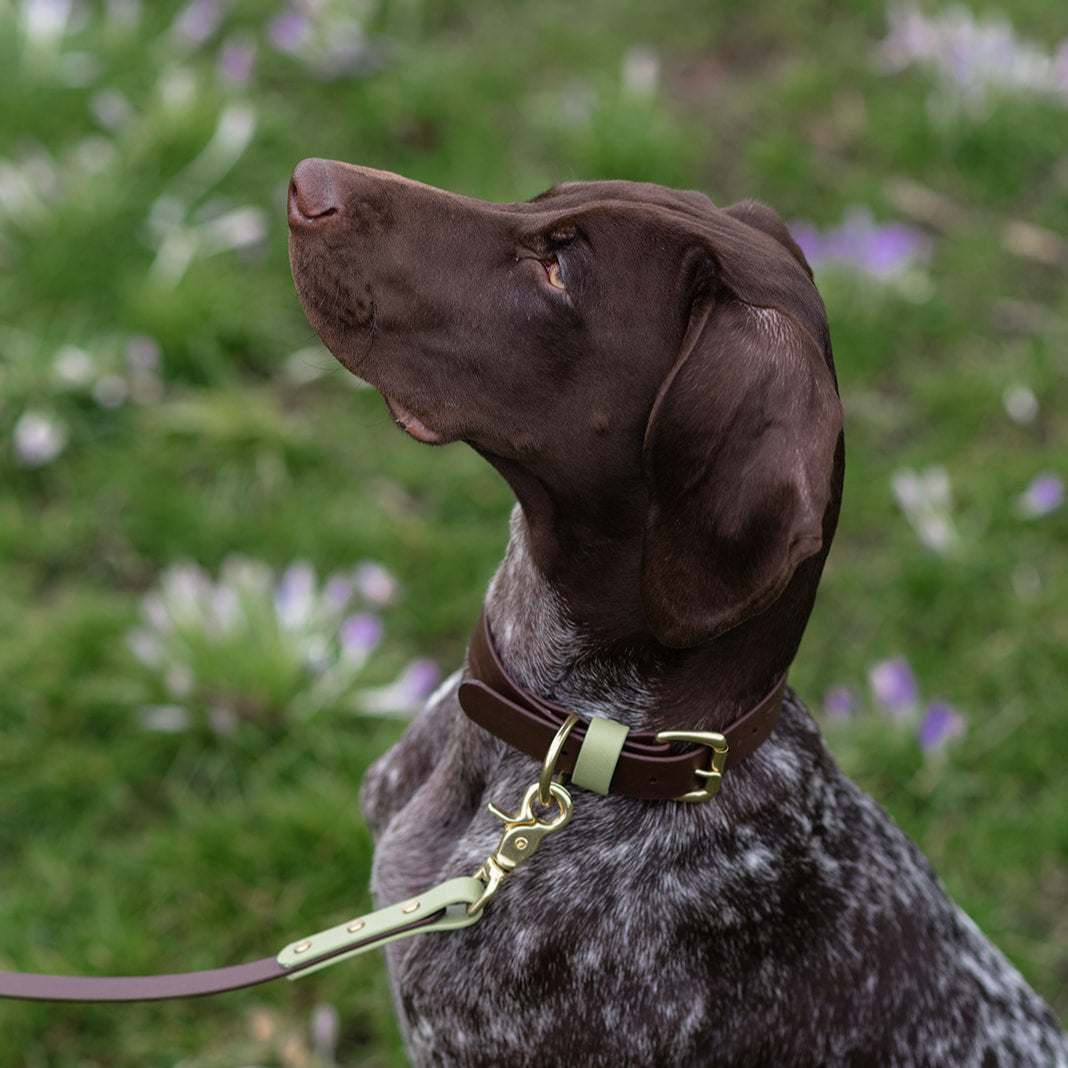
[0,611,783,1004]
[0,876,484,1002]
[0,792,568,1003]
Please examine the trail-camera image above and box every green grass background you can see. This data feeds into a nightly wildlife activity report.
[1,0,1065,1064]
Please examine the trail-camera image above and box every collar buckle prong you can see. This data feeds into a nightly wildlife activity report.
[655,731,729,802]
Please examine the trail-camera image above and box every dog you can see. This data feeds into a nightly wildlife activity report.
[287,158,1068,1067]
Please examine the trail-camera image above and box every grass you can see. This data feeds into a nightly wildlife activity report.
[1,0,1066,1064]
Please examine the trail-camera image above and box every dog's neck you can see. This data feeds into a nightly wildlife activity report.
[484,505,796,735]
[484,506,654,727]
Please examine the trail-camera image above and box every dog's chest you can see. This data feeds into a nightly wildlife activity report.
[362,690,1068,1068]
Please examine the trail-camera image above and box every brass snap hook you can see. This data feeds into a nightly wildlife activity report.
[538,712,581,806]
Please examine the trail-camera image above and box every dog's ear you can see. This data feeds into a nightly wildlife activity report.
[721,200,814,279]
[640,268,843,649]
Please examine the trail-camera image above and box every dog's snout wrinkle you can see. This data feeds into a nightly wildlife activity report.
[289,157,340,226]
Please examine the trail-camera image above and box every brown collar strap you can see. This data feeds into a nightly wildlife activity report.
[458,611,785,802]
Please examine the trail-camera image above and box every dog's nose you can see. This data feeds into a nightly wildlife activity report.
[288,158,340,226]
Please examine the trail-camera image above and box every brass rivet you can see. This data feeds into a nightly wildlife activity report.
[401,901,420,914]
[347,919,365,934]
[293,940,313,955]
[514,837,529,851]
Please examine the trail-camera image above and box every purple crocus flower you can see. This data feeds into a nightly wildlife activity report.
[268,8,309,54]
[791,208,931,280]
[355,561,398,606]
[322,572,355,610]
[275,560,317,629]
[858,221,931,277]
[877,4,1068,112]
[218,37,256,87]
[13,409,68,467]
[359,658,442,716]
[339,613,382,657]
[917,700,965,753]
[400,658,441,701]
[172,0,224,48]
[868,657,920,718]
[21,0,74,47]
[789,222,824,267]
[1017,472,1064,519]
[823,686,857,719]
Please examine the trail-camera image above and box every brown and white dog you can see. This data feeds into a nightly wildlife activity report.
[287,158,1068,1067]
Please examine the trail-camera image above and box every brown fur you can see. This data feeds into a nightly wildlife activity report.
[288,159,1067,1066]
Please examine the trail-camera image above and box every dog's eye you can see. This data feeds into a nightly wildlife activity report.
[545,260,567,291]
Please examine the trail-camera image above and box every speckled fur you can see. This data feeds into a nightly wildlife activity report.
[361,512,1068,1067]
[287,163,1068,1066]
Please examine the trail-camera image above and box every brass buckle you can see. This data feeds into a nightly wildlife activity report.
[654,730,729,803]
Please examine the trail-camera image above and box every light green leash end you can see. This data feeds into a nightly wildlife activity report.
[277,875,486,980]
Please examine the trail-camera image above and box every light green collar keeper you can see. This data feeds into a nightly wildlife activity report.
[570,715,631,795]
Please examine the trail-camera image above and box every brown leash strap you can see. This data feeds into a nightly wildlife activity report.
[0,958,288,1004]
[459,610,785,801]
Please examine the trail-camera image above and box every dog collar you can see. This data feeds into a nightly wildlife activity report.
[458,611,785,802]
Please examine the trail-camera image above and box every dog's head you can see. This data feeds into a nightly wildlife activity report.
[288,160,843,651]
